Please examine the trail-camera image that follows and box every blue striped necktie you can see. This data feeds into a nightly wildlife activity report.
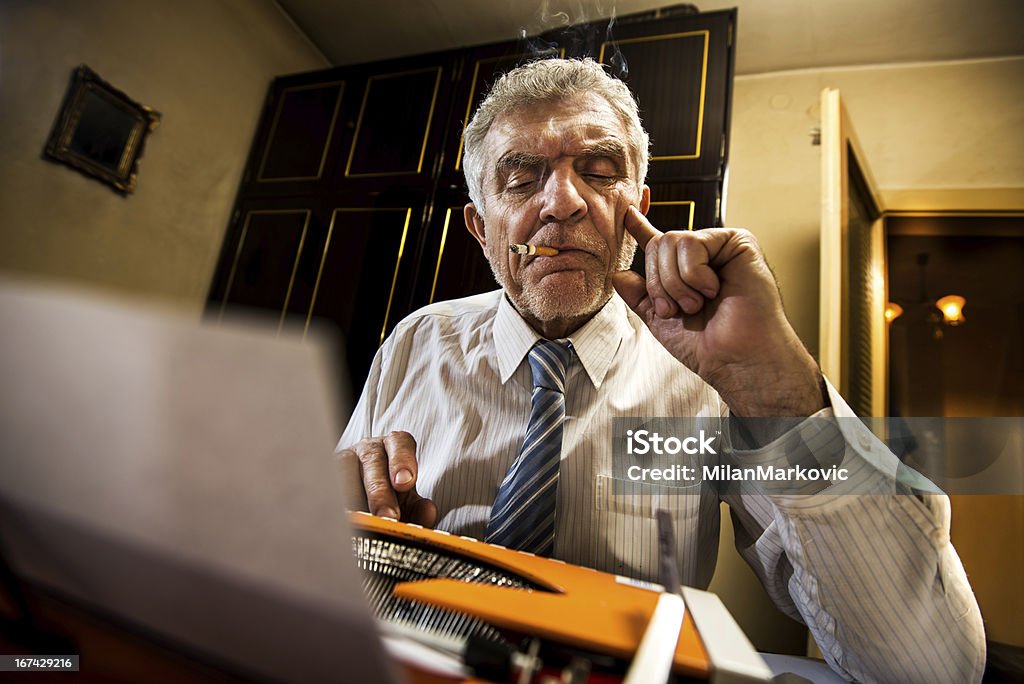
[485,339,573,556]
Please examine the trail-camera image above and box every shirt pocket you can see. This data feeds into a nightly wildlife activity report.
[595,474,701,519]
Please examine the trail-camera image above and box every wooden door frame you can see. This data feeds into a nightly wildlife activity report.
[819,87,886,417]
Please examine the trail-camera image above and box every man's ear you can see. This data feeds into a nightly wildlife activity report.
[465,203,487,250]
[639,184,651,216]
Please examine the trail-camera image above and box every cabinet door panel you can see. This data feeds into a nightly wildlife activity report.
[448,45,563,175]
[603,32,707,161]
[257,82,344,183]
[415,203,497,309]
[302,208,417,384]
[344,67,443,177]
[599,10,733,182]
[215,209,311,323]
[647,199,698,232]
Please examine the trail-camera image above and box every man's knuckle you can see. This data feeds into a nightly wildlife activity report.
[734,227,759,245]
[386,430,416,448]
[661,267,685,290]
[646,271,664,293]
[675,232,699,251]
[355,443,383,466]
[364,479,393,497]
[678,260,703,281]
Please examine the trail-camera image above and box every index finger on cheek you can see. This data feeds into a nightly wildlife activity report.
[383,431,418,490]
[623,205,662,251]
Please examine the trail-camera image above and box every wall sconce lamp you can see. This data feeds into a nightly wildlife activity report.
[884,302,903,323]
[935,295,966,326]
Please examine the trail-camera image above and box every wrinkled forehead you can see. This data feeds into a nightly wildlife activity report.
[481,95,635,174]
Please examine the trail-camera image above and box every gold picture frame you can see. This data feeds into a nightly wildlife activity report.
[44,65,161,195]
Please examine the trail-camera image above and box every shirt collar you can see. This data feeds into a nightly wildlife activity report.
[493,293,630,389]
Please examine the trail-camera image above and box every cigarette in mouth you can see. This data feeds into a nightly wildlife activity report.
[509,244,559,256]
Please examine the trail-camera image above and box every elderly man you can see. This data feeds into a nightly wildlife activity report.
[338,59,983,682]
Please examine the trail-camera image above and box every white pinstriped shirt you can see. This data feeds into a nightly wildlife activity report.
[339,290,985,683]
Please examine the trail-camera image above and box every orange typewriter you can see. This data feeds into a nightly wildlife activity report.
[350,512,770,684]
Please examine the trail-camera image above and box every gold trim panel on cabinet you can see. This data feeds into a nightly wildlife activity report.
[218,209,311,329]
[599,31,709,161]
[257,82,345,183]
[344,68,443,178]
[305,208,413,344]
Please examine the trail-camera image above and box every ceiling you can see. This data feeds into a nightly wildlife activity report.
[275,0,1024,74]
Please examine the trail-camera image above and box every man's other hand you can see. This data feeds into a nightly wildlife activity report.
[611,207,824,418]
[337,431,438,527]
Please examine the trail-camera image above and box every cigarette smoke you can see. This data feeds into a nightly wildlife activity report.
[516,0,629,80]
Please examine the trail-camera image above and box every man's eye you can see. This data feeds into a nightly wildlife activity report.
[507,178,537,191]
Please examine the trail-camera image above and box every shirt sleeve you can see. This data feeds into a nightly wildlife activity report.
[721,380,986,683]
[336,336,388,452]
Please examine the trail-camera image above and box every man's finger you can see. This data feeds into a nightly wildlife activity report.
[354,439,401,519]
[673,233,722,301]
[382,431,418,491]
[611,270,653,320]
[336,447,370,512]
[623,205,662,250]
[402,495,438,528]
[645,242,680,318]
[657,234,708,313]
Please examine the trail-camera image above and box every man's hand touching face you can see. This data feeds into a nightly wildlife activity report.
[611,208,824,418]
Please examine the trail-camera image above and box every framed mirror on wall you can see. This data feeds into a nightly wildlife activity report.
[44,65,161,195]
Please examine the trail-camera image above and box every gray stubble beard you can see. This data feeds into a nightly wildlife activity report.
[487,231,638,323]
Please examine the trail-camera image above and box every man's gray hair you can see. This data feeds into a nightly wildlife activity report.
[462,58,649,216]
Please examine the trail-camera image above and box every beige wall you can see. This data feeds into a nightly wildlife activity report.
[726,56,1024,353]
[708,56,1024,653]
[0,0,328,315]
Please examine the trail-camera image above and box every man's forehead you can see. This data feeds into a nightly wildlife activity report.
[484,96,630,163]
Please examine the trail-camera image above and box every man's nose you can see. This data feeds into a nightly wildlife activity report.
[539,170,588,224]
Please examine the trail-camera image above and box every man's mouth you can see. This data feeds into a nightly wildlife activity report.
[526,248,599,275]
[530,243,598,259]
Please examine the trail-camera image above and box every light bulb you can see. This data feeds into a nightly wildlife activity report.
[884,302,903,323]
[935,295,966,326]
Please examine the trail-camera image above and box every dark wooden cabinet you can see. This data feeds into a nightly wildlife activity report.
[207,6,736,389]
[605,11,733,183]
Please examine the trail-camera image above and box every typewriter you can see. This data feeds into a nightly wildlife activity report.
[351,512,770,683]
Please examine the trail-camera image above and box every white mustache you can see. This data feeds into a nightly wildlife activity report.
[528,226,608,256]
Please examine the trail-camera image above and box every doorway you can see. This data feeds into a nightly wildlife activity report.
[885,212,1024,656]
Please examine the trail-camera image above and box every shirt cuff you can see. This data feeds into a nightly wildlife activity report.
[722,377,944,512]
[724,406,847,496]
